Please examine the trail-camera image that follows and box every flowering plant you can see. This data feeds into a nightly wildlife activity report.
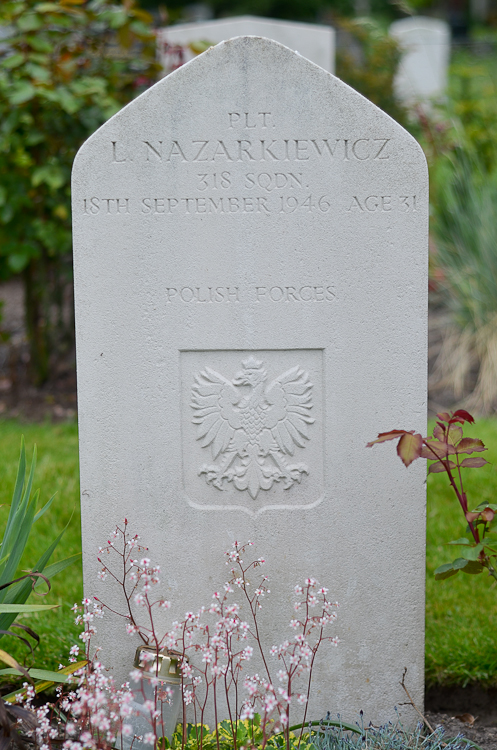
[14,524,342,750]
[368,409,497,583]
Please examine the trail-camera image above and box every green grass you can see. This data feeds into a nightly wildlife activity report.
[425,418,497,688]
[0,419,82,673]
[1,417,497,688]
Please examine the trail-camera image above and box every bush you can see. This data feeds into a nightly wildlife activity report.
[0,0,159,385]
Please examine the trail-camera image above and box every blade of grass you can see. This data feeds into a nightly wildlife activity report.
[3,660,87,703]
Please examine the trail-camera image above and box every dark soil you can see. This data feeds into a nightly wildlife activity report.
[426,685,497,750]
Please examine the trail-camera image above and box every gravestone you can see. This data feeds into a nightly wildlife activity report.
[390,17,450,104]
[72,37,428,725]
[157,16,335,74]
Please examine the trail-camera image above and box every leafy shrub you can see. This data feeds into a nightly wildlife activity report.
[0,0,159,384]
[335,18,409,129]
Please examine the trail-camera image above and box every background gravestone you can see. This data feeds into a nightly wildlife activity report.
[157,17,335,74]
[72,37,428,725]
[390,17,450,105]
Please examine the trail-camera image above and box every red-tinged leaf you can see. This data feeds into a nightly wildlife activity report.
[420,441,455,460]
[433,423,445,440]
[456,438,487,454]
[397,432,423,467]
[482,508,495,522]
[465,511,480,523]
[436,412,451,423]
[447,424,463,445]
[428,460,456,474]
[366,430,409,447]
[452,409,475,424]
[460,457,489,469]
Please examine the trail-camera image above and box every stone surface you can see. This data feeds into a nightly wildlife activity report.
[390,17,450,104]
[72,37,428,726]
[157,16,335,74]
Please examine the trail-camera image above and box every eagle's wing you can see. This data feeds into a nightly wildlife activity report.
[264,366,315,455]
[191,367,242,458]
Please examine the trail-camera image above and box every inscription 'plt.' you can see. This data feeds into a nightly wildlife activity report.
[191,357,314,499]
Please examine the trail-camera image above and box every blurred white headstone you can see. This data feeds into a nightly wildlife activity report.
[157,16,335,74]
[73,36,427,727]
[390,17,450,104]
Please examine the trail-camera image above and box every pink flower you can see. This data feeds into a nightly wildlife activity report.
[240,703,255,720]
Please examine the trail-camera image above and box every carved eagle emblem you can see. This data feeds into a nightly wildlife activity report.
[190,357,315,499]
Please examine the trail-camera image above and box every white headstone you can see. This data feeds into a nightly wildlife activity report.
[157,16,335,74]
[72,37,428,726]
[390,17,450,104]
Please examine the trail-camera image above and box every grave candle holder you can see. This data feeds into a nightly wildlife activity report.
[120,645,183,749]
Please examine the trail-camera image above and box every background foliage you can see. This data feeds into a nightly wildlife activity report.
[0,0,159,385]
[0,422,81,672]
[425,49,497,413]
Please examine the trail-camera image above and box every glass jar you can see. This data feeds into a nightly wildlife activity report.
[118,646,183,749]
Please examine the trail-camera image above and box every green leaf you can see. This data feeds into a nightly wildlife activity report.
[0,649,31,681]
[434,562,457,580]
[435,570,459,580]
[460,543,484,561]
[0,603,59,613]
[33,3,62,10]
[0,186,6,207]
[31,165,66,190]
[17,13,43,31]
[0,668,69,682]
[1,53,25,69]
[4,660,88,703]
[189,40,215,55]
[453,557,470,569]
[8,253,30,273]
[9,82,36,104]
[37,553,80,582]
[0,204,14,224]
[460,560,484,574]
[25,35,52,53]
[448,537,472,545]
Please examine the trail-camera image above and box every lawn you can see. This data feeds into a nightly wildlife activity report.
[0,420,82,671]
[425,418,497,688]
[1,417,497,687]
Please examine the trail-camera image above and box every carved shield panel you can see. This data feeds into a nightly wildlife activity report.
[181,349,324,516]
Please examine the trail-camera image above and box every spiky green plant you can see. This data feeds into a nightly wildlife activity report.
[430,146,497,414]
[0,438,79,644]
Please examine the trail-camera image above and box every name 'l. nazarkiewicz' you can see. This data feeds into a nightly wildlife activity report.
[111,137,393,164]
